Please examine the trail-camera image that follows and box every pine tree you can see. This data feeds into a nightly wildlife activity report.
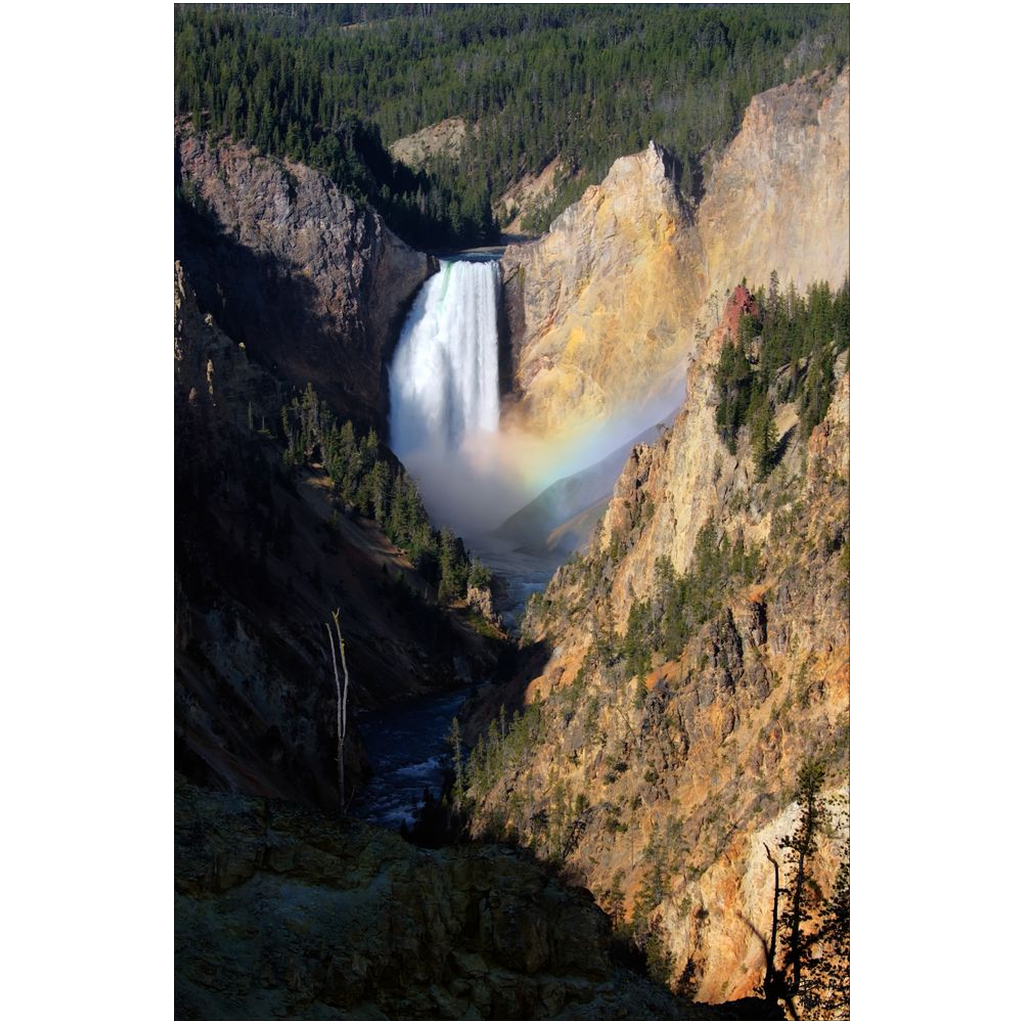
[778,760,826,997]
[448,716,465,811]
[750,398,779,479]
[760,759,849,1017]
[802,851,850,1019]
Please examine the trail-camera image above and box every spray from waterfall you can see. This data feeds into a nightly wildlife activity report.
[389,257,516,540]
[389,256,686,545]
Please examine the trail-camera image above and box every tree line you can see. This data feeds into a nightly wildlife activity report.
[174,3,849,245]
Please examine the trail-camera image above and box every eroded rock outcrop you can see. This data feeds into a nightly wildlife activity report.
[501,141,703,438]
[466,286,850,1005]
[500,66,849,442]
[175,126,432,427]
[389,116,469,169]
[698,67,850,299]
[175,779,727,1021]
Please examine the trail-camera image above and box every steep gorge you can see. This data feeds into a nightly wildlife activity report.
[174,259,505,809]
[172,134,733,1020]
[464,285,850,1005]
[452,66,852,1009]
[175,59,850,1019]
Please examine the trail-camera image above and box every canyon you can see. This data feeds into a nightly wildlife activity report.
[175,62,849,1020]
[466,285,849,1004]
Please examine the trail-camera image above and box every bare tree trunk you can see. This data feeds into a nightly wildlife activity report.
[333,610,350,806]
[763,842,782,1000]
[324,609,349,815]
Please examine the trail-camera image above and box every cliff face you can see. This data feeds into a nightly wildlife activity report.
[176,779,730,1021]
[500,66,849,442]
[697,67,850,300]
[174,263,501,810]
[175,127,432,428]
[465,287,850,1004]
[500,142,703,438]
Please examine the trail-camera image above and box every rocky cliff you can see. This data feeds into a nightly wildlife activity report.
[176,778,740,1020]
[175,125,433,428]
[175,262,502,809]
[464,286,850,1007]
[697,67,850,300]
[500,141,703,438]
[500,66,849,443]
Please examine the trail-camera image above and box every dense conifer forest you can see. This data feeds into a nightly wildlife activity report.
[174,3,849,247]
[280,384,489,606]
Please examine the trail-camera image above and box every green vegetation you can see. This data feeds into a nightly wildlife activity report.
[280,383,487,605]
[749,396,780,480]
[715,276,851,457]
[462,701,546,798]
[455,699,596,861]
[803,848,850,1018]
[175,4,848,245]
[621,518,762,676]
[467,559,493,590]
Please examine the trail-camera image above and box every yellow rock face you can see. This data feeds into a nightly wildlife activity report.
[501,142,705,442]
[501,67,850,444]
[699,66,850,299]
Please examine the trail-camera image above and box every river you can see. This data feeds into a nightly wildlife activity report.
[349,685,472,829]
[350,545,561,829]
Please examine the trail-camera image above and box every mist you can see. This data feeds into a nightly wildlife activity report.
[388,257,689,552]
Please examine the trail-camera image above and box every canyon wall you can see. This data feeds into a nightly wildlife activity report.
[174,263,502,810]
[175,126,432,428]
[466,286,850,1005]
[500,66,849,443]
[500,141,703,438]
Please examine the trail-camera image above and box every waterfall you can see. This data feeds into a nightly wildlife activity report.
[387,254,673,543]
[389,258,501,458]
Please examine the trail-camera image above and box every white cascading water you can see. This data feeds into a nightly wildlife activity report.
[390,259,501,456]
[389,254,675,541]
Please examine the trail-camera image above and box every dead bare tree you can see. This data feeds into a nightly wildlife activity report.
[762,842,783,1003]
[324,608,350,814]
[759,760,831,1018]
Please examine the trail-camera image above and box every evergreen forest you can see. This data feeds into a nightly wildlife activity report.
[174,3,849,248]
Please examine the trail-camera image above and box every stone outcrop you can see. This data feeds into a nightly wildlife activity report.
[467,584,503,632]
[175,779,729,1021]
[500,66,849,442]
[175,125,432,427]
[467,286,850,1005]
[697,67,850,299]
[500,141,703,439]
[389,116,469,169]
[494,155,571,239]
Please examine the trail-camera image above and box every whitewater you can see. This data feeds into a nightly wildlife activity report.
[389,254,682,545]
[390,258,501,456]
